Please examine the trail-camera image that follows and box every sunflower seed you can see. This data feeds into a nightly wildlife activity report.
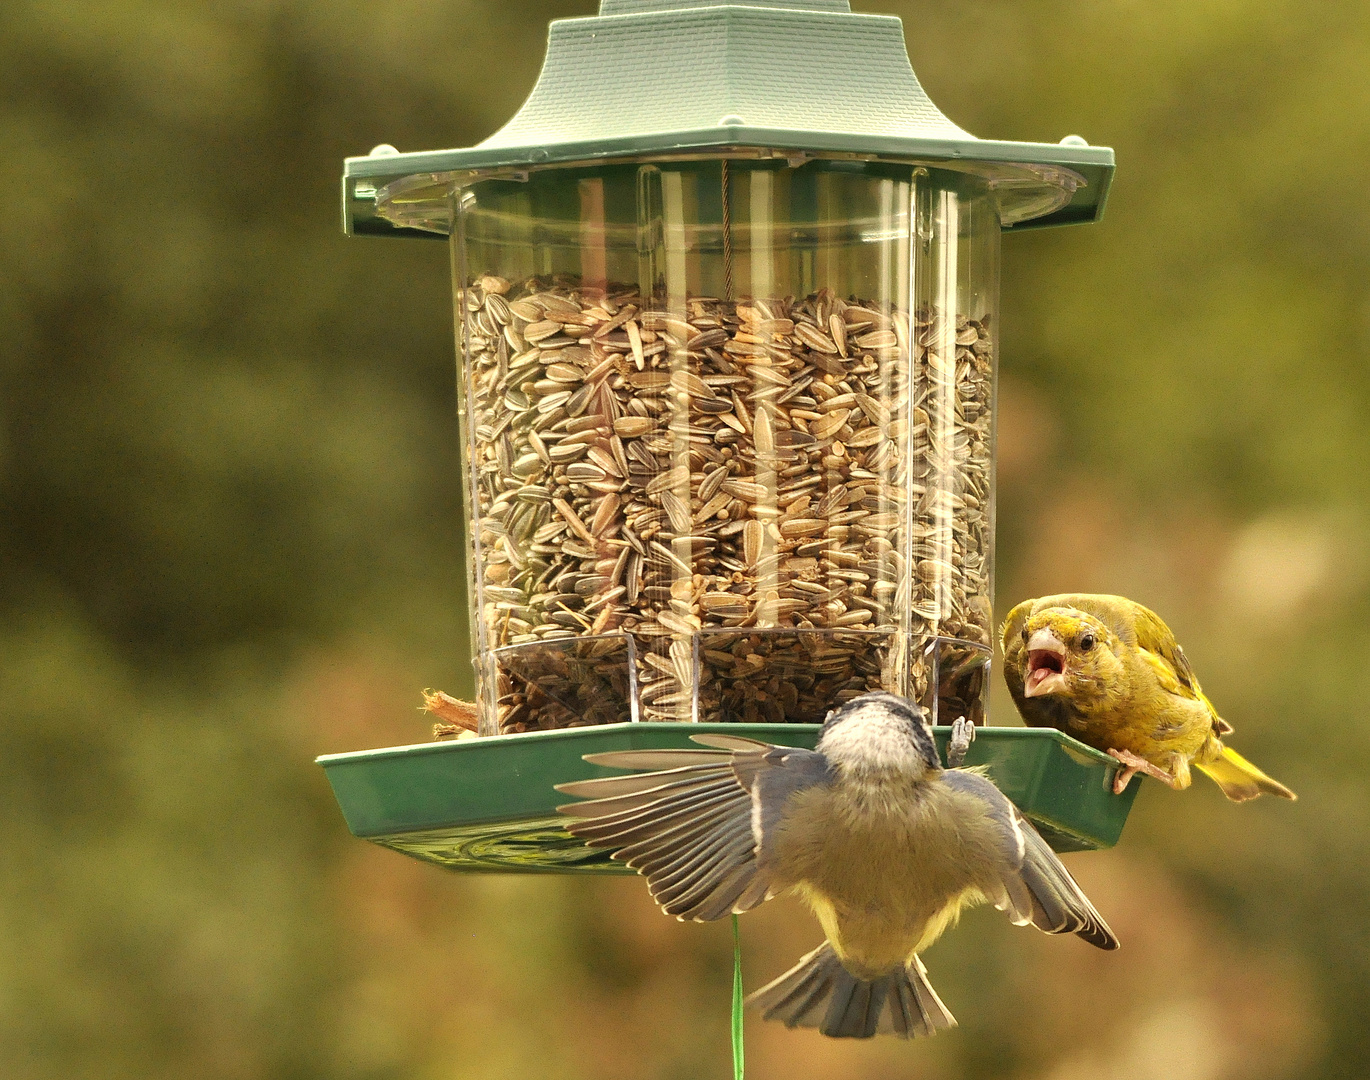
[613,416,655,438]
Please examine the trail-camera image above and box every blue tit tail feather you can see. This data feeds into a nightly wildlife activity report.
[746,942,955,1039]
[1196,746,1297,803]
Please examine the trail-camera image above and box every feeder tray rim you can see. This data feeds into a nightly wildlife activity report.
[314,721,1118,768]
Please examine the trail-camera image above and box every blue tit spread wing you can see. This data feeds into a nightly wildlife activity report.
[940,770,1119,950]
[556,736,832,921]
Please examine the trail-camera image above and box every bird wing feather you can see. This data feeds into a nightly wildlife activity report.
[1137,646,1197,700]
[556,738,832,921]
[1130,605,1200,692]
[940,770,1119,950]
[1130,605,1233,734]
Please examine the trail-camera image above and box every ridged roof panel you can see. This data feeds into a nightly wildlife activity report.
[482,6,969,150]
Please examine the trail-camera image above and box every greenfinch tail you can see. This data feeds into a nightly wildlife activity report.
[1196,746,1297,803]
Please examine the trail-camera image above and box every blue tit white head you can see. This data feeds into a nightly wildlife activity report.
[817,691,939,777]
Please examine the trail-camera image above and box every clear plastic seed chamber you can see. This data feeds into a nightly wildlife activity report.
[320,0,1136,869]
[456,161,1001,734]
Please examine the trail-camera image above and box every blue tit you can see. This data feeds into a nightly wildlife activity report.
[556,691,1119,1040]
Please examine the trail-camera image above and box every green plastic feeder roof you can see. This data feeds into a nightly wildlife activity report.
[343,0,1114,238]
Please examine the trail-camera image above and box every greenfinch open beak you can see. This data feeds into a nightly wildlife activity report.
[1024,629,1069,698]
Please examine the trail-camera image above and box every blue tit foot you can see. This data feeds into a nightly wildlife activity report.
[946,716,976,768]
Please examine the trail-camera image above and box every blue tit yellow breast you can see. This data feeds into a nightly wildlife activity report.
[769,774,1007,976]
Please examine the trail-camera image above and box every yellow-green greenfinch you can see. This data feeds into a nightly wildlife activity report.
[1001,594,1296,802]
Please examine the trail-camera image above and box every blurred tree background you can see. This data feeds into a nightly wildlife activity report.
[2,0,1365,1077]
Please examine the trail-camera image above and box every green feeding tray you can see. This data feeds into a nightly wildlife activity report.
[317,724,1138,874]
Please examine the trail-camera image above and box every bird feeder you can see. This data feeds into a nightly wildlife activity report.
[321,0,1135,870]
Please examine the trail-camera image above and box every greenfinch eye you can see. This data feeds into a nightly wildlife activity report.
[1080,631,1097,651]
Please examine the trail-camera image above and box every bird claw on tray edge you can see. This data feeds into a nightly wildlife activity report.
[946,716,976,768]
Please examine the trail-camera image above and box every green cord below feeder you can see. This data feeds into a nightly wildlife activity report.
[732,915,744,1080]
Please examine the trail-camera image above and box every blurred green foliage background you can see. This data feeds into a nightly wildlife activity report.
[2,1,1366,1077]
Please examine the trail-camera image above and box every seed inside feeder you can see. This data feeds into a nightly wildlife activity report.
[465,278,994,733]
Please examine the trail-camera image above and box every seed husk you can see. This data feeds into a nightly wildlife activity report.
[591,494,621,536]
[661,490,694,534]
[743,519,764,566]
[810,410,850,440]
[614,416,655,438]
